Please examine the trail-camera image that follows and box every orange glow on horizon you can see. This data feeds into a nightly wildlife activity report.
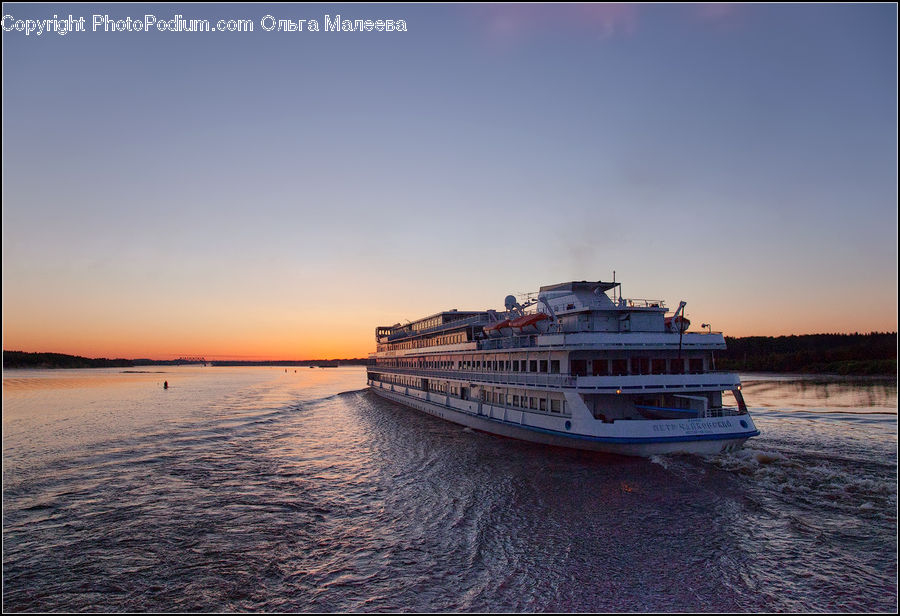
[1,330,375,362]
[3,276,896,362]
[4,320,896,362]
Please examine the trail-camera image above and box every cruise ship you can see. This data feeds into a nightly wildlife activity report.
[367,280,759,457]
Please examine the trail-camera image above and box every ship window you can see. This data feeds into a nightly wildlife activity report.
[513,395,520,406]
[669,359,684,374]
[539,398,547,411]
[612,359,628,376]
[539,360,548,373]
[512,360,519,372]
[529,360,538,372]
[550,399,561,413]
[652,359,666,374]
[571,359,588,377]
[550,360,560,374]
[689,358,704,374]
[633,357,650,375]
[592,360,609,376]
[530,398,538,410]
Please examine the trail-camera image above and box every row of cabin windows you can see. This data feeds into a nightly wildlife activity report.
[369,374,566,415]
[570,357,706,376]
[376,331,467,353]
[452,358,561,373]
[480,389,566,414]
[412,317,442,332]
[376,373,426,389]
[378,357,561,374]
[377,356,707,376]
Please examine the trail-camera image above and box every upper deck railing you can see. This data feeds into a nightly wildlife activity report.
[479,335,540,350]
[379,300,724,346]
[370,366,575,388]
[478,329,724,351]
[621,298,666,308]
[367,365,741,390]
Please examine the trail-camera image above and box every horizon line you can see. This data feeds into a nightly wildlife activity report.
[4,330,897,362]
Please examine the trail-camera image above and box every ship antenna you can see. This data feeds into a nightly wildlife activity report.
[504,294,524,318]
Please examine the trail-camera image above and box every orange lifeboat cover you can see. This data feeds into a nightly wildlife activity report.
[509,313,549,328]
[485,319,512,332]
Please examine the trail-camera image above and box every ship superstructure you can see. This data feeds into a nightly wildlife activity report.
[367,280,758,456]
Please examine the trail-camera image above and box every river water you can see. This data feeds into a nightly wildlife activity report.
[2,367,896,612]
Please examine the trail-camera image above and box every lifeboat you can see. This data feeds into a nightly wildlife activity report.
[483,319,512,338]
[509,312,551,335]
[665,315,691,333]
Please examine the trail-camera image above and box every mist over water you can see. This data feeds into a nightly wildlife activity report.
[3,367,896,612]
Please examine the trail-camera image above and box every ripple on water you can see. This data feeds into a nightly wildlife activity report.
[2,369,897,612]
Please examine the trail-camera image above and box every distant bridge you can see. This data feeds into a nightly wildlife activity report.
[175,356,207,363]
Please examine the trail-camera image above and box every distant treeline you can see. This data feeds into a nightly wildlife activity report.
[3,351,136,369]
[2,351,373,370]
[718,332,897,375]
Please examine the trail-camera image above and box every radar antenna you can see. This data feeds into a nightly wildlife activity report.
[504,294,526,318]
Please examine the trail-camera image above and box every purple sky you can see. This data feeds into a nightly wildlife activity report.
[2,3,897,359]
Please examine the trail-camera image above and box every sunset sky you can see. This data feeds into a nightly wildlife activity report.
[2,3,897,360]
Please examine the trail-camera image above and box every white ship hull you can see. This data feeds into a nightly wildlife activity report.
[369,380,758,457]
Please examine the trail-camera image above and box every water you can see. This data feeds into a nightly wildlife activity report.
[3,367,896,612]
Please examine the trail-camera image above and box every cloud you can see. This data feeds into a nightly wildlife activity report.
[463,4,746,49]
[467,4,640,48]
[691,3,744,25]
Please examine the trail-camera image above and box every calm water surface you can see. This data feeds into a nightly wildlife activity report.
[3,367,897,612]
